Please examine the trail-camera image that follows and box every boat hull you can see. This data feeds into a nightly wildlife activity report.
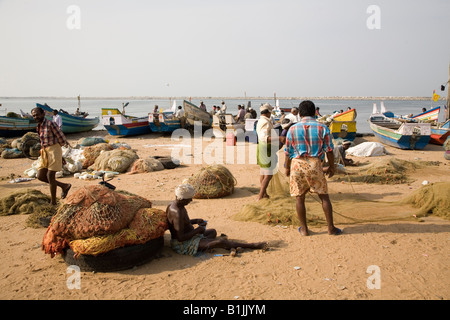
[37,103,99,134]
[183,100,212,129]
[329,121,357,141]
[148,113,181,133]
[0,116,37,137]
[430,128,450,145]
[102,108,150,136]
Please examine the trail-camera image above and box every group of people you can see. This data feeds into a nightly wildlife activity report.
[256,100,343,237]
[31,100,344,261]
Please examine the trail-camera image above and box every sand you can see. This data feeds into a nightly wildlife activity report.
[0,130,449,300]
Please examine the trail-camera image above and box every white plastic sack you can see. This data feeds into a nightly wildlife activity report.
[346,142,387,157]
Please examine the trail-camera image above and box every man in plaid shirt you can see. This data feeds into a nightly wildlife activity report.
[32,106,72,205]
[284,100,342,236]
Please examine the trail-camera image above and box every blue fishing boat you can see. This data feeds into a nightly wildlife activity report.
[148,112,181,133]
[37,103,99,134]
[369,103,431,150]
[0,116,37,137]
[101,108,150,136]
[430,120,450,145]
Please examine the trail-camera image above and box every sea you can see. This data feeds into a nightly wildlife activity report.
[0,97,446,134]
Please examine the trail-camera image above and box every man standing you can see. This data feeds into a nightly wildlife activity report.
[284,100,342,236]
[52,110,62,129]
[31,107,72,205]
[256,103,279,200]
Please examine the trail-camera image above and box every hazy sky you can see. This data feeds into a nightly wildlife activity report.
[0,0,449,98]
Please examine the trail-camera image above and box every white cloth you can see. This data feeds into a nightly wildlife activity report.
[53,115,62,128]
[175,184,196,200]
[175,108,185,118]
[256,116,274,144]
[285,113,299,123]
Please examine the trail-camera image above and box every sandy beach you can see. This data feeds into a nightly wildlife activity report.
[0,129,449,301]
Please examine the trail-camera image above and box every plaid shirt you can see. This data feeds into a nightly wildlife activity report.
[37,118,67,148]
[285,116,334,159]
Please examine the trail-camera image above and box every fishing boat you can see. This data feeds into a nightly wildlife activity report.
[101,108,150,136]
[430,120,450,145]
[411,106,440,122]
[37,103,99,134]
[148,112,181,133]
[319,108,357,141]
[0,116,37,137]
[183,100,212,130]
[368,103,431,150]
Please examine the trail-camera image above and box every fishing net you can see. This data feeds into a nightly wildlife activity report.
[69,208,168,257]
[82,143,114,168]
[187,165,237,199]
[128,158,164,174]
[398,182,450,219]
[89,149,139,173]
[42,185,152,257]
[333,158,440,184]
[233,170,435,228]
[0,189,56,228]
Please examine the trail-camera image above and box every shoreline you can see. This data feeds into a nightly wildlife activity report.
[0,96,446,101]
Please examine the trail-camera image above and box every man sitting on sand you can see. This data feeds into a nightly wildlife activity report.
[166,184,268,256]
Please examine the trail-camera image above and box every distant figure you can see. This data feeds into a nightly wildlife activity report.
[210,106,217,116]
[315,107,322,118]
[74,108,81,116]
[166,184,268,256]
[286,107,299,123]
[175,106,186,128]
[250,107,257,119]
[199,101,207,112]
[153,105,159,114]
[52,110,62,129]
[235,105,246,123]
[279,117,294,146]
[422,108,427,113]
[332,140,356,167]
[220,101,227,114]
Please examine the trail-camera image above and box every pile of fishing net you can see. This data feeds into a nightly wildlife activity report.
[128,158,164,174]
[234,171,433,227]
[187,164,236,199]
[399,182,450,219]
[89,148,139,173]
[42,185,168,258]
[82,143,114,168]
[0,189,56,228]
[333,158,439,184]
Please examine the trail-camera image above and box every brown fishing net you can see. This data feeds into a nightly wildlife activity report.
[82,143,114,168]
[69,208,168,257]
[128,158,164,174]
[234,170,449,228]
[42,185,152,257]
[333,158,440,184]
[399,182,450,219]
[188,165,237,199]
[89,149,139,173]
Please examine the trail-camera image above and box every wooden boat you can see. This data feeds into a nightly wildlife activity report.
[430,120,450,145]
[101,108,150,136]
[412,106,440,122]
[318,109,357,141]
[0,116,37,137]
[183,100,212,130]
[148,112,181,133]
[37,103,99,134]
[369,112,431,150]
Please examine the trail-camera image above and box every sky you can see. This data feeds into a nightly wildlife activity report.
[0,0,449,98]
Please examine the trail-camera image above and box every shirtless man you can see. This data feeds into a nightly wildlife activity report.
[166,184,268,256]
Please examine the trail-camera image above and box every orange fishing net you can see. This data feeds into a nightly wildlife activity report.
[69,208,168,257]
[42,185,153,257]
[82,143,113,168]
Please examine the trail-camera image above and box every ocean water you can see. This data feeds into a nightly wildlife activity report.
[0,97,445,134]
